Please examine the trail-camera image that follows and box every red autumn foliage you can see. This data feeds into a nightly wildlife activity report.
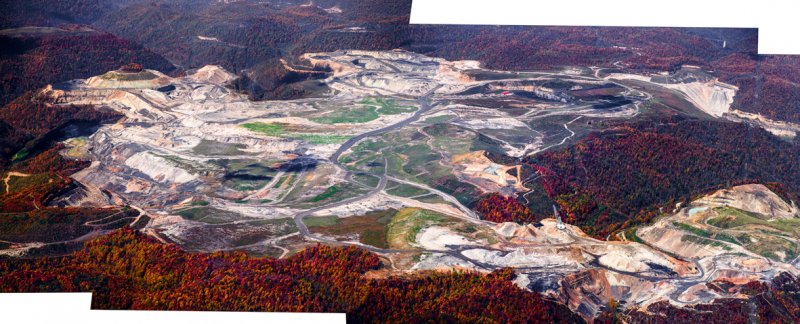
[475,193,537,224]
[0,31,175,106]
[527,119,800,239]
[0,228,584,323]
[119,63,143,73]
[0,93,121,165]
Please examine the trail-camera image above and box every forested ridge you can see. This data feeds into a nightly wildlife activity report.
[0,93,122,166]
[1,0,796,123]
[475,193,538,224]
[0,29,175,106]
[525,118,800,238]
[0,228,584,323]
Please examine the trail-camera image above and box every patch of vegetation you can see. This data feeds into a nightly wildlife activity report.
[272,174,292,189]
[707,207,800,233]
[713,233,740,245]
[176,207,244,224]
[272,174,294,189]
[101,70,158,81]
[309,186,340,202]
[304,216,339,227]
[415,194,448,205]
[623,227,643,243]
[351,139,385,152]
[310,106,379,124]
[6,173,52,193]
[352,173,380,188]
[242,122,286,136]
[456,225,477,234]
[296,134,351,145]
[307,210,396,249]
[707,207,765,228]
[361,97,417,115]
[422,114,456,124]
[243,122,352,145]
[386,208,448,249]
[426,123,476,154]
[193,139,247,156]
[0,208,137,243]
[386,183,430,197]
[224,219,298,247]
[681,235,732,251]
[742,234,799,262]
[672,221,711,238]
[11,149,29,162]
[190,200,209,206]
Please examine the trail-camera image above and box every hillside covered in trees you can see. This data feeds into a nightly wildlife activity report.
[0,228,584,323]
[525,118,800,238]
[0,28,175,106]
[0,93,122,166]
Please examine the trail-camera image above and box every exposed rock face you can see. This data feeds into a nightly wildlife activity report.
[301,50,478,97]
[694,184,799,219]
[187,65,237,84]
[124,152,198,184]
[605,72,736,117]
[86,69,172,89]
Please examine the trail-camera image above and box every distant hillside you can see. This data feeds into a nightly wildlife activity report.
[3,0,796,123]
[0,27,175,106]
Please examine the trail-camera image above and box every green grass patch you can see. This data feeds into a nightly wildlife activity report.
[310,106,379,124]
[242,122,286,136]
[176,207,243,224]
[295,134,351,145]
[386,183,430,197]
[11,149,29,163]
[386,208,448,249]
[672,221,712,238]
[713,233,740,245]
[310,186,340,202]
[304,215,339,227]
[361,97,417,115]
[623,227,643,243]
[6,173,52,193]
[707,207,766,228]
[741,233,799,261]
[272,174,292,189]
[352,173,380,188]
[307,210,396,249]
[415,194,448,205]
[422,114,456,124]
[682,235,732,251]
[708,207,800,233]
[242,122,352,144]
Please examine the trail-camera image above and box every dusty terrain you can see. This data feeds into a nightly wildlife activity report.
[15,50,798,319]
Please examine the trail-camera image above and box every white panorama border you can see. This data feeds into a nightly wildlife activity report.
[0,293,345,324]
[410,0,800,55]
